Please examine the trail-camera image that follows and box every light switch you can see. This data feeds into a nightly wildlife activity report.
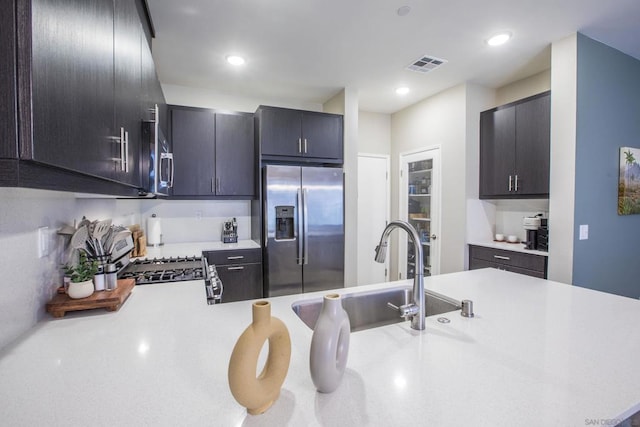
[579,224,589,240]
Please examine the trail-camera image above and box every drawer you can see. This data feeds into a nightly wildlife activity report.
[470,256,545,279]
[203,248,262,266]
[217,262,263,303]
[469,245,546,273]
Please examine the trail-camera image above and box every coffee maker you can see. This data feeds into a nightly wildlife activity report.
[523,215,542,250]
[222,218,238,243]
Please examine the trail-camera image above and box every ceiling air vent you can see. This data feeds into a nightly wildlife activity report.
[406,55,448,73]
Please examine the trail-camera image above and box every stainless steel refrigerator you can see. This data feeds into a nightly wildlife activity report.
[263,165,344,297]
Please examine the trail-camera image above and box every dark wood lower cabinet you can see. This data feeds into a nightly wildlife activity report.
[469,245,547,279]
[204,249,263,303]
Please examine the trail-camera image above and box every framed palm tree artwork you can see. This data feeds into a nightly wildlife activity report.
[618,147,640,215]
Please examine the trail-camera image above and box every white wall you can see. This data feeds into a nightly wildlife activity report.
[0,189,142,351]
[463,84,496,267]
[548,34,578,284]
[323,88,359,287]
[494,69,551,107]
[358,111,391,155]
[162,83,323,113]
[390,84,467,277]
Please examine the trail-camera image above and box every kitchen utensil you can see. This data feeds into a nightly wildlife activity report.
[57,224,76,236]
[77,217,90,230]
[507,235,519,243]
[92,219,112,256]
[67,226,89,265]
[108,229,131,255]
[495,233,504,241]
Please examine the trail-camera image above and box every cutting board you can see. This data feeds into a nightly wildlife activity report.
[46,279,135,318]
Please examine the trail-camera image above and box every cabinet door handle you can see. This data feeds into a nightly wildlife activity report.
[298,138,302,153]
[508,175,513,192]
[216,177,221,193]
[514,174,519,192]
[304,138,308,154]
[211,178,215,193]
[227,266,244,271]
[227,256,244,260]
[494,255,510,260]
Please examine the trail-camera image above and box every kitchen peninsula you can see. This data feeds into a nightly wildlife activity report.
[0,269,638,426]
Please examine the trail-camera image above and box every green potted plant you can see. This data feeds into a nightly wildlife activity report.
[64,252,99,299]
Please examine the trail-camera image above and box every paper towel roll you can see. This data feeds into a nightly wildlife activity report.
[147,215,162,245]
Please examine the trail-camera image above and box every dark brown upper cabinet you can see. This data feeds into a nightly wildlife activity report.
[1,0,161,196]
[169,106,256,199]
[256,106,343,164]
[479,91,551,199]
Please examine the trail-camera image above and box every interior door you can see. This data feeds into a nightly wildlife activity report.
[399,148,441,279]
[357,154,389,285]
[301,166,344,293]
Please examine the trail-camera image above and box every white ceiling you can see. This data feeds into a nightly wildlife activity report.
[147,0,640,114]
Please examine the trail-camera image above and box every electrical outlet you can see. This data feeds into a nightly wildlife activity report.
[196,211,202,221]
[579,224,589,240]
[37,226,49,258]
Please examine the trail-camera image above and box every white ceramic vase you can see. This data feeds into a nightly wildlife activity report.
[67,280,94,299]
[310,293,350,393]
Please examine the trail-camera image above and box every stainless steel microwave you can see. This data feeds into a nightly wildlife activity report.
[143,104,173,196]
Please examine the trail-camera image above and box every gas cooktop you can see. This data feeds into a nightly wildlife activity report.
[118,256,204,285]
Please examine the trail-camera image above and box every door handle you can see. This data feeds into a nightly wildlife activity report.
[119,127,126,171]
[494,255,510,260]
[304,138,308,154]
[508,175,513,192]
[303,187,309,265]
[514,174,519,192]
[227,256,244,260]
[430,234,437,241]
[227,266,245,271]
[124,130,129,173]
[297,188,303,265]
[298,138,302,153]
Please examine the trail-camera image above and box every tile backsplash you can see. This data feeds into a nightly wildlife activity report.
[0,189,250,352]
[139,199,252,243]
[494,199,549,241]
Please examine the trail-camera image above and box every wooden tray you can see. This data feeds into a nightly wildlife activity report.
[46,279,135,318]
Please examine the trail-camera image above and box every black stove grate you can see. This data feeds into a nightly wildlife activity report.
[118,256,204,285]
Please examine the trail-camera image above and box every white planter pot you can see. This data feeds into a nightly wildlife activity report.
[67,280,94,299]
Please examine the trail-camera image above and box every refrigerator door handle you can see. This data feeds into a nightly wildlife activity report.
[297,188,303,265]
[303,187,309,265]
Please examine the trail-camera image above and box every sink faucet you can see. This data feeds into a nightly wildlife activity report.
[374,220,425,331]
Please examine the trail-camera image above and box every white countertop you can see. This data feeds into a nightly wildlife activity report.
[139,240,260,259]
[468,240,549,256]
[1,269,639,426]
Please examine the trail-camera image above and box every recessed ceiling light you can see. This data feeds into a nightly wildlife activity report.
[395,87,410,95]
[397,6,411,16]
[226,55,246,66]
[486,32,512,46]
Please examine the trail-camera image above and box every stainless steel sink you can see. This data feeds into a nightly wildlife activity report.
[291,286,462,332]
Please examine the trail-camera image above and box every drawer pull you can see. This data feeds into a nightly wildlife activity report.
[494,255,510,260]
[227,256,244,260]
[227,266,245,271]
